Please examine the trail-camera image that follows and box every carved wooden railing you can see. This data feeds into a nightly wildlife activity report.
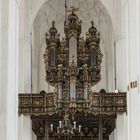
[18,91,57,115]
[18,91,127,116]
[90,92,127,115]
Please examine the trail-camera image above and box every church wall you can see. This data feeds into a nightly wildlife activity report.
[0,0,9,139]
[18,0,36,140]
[113,0,140,140]
[0,0,19,140]
[127,0,140,139]
[110,1,126,140]
[112,0,128,140]
[109,130,115,140]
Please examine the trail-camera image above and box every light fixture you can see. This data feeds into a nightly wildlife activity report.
[115,90,119,93]
[49,111,82,137]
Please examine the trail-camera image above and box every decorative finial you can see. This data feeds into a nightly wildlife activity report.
[52,21,55,27]
[91,21,94,27]
[67,6,79,13]
[88,21,97,36]
[49,21,58,37]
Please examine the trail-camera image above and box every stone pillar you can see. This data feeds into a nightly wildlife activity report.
[18,0,35,140]
[0,0,19,140]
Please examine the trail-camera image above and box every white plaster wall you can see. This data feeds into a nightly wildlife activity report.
[0,1,9,139]
[113,0,140,140]
[18,0,36,140]
[127,0,140,139]
[113,1,128,140]
[115,114,128,140]
[109,130,115,140]
[0,0,19,140]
